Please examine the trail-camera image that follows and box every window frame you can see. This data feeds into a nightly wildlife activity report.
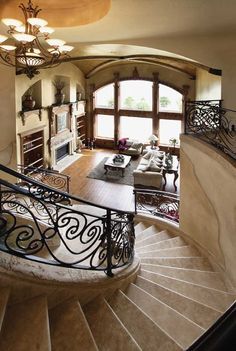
[92,78,185,147]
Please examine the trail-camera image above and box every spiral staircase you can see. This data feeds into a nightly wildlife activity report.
[0,219,234,351]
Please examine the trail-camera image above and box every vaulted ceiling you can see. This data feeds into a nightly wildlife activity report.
[1,0,235,78]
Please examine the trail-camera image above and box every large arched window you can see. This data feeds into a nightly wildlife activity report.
[93,79,184,147]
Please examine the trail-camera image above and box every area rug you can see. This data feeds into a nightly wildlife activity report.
[87,156,140,186]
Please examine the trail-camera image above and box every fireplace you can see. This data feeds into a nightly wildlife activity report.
[56,143,69,162]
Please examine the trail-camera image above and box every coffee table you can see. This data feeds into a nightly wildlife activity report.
[104,154,131,177]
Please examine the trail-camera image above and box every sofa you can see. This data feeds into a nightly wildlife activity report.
[133,150,165,188]
[118,138,143,157]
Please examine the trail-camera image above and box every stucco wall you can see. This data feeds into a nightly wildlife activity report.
[0,65,16,181]
[180,135,236,287]
[87,62,195,98]
[195,68,221,101]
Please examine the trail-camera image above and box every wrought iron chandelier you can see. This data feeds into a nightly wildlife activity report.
[0,0,74,79]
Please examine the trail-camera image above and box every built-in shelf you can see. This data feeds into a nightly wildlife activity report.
[21,129,44,170]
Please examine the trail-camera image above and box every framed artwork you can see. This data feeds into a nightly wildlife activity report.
[56,112,69,133]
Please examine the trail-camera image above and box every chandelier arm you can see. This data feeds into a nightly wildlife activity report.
[0,52,16,67]
[0,1,73,79]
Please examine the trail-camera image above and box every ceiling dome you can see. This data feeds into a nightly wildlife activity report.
[0,0,111,27]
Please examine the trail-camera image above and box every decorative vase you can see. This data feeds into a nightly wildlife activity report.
[22,95,36,110]
[55,90,65,105]
[77,92,82,101]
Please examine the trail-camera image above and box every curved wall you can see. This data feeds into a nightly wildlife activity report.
[180,135,236,287]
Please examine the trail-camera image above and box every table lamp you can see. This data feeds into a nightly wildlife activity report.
[148,134,158,149]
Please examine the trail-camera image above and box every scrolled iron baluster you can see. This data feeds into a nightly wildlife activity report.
[105,209,114,277]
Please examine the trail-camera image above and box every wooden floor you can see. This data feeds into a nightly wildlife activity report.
[64,148,180,212]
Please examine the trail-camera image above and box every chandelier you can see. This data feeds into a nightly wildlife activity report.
[0,0,74,79]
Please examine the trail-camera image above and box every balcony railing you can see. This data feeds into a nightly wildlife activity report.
[0,164,135,277]
[17,164,70,193]
[185,100,236,160]
[134,189,179,223]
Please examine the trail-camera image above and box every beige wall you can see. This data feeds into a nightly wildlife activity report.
[15,63,85,166]
[195,68,221,101]
[120,33,236,110]
[180,135,236,287]
[0,65,16,182]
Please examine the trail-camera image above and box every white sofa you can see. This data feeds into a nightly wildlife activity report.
[133,150,165,188]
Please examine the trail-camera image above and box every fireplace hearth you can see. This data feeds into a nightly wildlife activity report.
[56,143,69,162]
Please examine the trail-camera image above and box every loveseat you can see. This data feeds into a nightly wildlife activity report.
[133,150,165,188]
[118,138,143,157]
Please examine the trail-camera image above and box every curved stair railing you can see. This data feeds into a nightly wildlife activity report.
[134,188,179,223]
[185,100,236,160]
[187,301,236,351]
[17,164,70,193]
[0,164,135,277]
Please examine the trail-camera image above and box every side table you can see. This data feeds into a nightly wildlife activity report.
[162,155,179,192]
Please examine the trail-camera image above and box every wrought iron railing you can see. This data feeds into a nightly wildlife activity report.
[17,164,70,193]
[185,100,236,160]
[134,189,179,223]
[0,164,135,276]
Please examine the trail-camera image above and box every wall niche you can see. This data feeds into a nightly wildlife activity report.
[53,75,70,105]
[22,80,42,111]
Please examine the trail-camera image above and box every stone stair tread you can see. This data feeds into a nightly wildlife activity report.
[135,230,173,246]
[0,287,10,331]
[136,236,186,253]
[49,298,98,351]
[140,264,226,290]
[124,283,205,349]
[108,290,182,351]
[135,275,221,329]
[140,269,235,312]
[134,222,150,235]
[140,257,213,271]
[83,296,142,351]
[0,295,51,351]
[135,225,161,241]
[137,245,201,258]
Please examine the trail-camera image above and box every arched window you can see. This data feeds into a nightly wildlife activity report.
[93,79,183,147]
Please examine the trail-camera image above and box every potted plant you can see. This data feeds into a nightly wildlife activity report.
[169,138,179,148]
[22,87,35,110]
[53,79,66,105]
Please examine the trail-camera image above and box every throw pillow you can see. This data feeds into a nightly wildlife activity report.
[148,159,162,172]
[138,164,149,172]
[143,151,153,159]
[131,142,142,150]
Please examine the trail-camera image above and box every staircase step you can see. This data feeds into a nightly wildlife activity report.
[135,225,161,242]
[108,290,182,351]
[135,276,221,329]
[0,295,51,351]
[49,299,98,351]
[83,296,141,351]
[0,287,10,330]
[136,237,186,253]
[137,245,201,258]
[125,283,204,349]
[140,257,213,270]
[134,222,149,236]
[141,264,226,290]
[135,230,173,247]
[140,269,235,312]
